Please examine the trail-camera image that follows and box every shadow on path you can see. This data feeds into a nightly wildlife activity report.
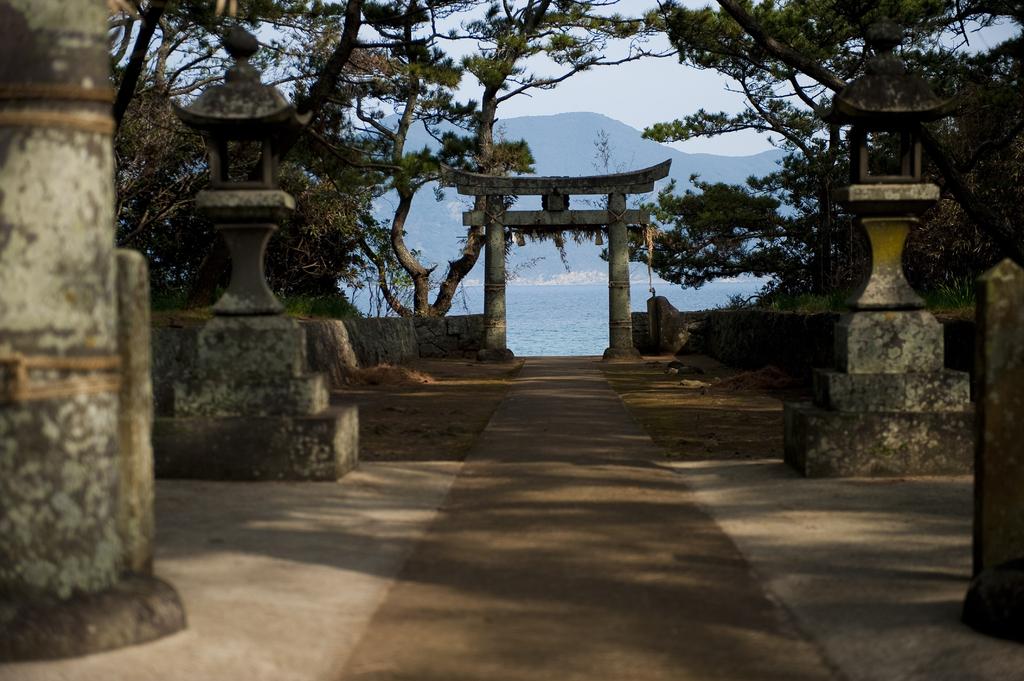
[334,357,839,681]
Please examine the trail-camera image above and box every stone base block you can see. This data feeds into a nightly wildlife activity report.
[602,347,642,360]
[173,373,328,417]
[153,405,358,481]
[0,574,185,662]
[195,316,308,378]
[784,401,973,477]
[963,559,1024,642]
[813,369,970,412]
[836,310,944,374]
[477,348,516,363]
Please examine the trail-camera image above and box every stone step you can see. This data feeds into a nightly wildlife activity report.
[813,369,970,413]
[153,405,358,481]
[784,401,973,477]
[172,374,328,417]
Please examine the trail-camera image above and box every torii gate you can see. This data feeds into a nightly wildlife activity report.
[442,160,671,361]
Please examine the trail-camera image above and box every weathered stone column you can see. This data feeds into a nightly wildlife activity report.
[604,193,640,360]
[963,258,1024,641]
[0,0,183,660]
[478,194,514,362]
[116,250,155,574]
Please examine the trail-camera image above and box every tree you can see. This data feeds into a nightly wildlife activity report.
[647,0,1023,298]
[108,1,374,303]
[313,0,481,317]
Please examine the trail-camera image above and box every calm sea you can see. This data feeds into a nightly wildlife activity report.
[355,278,765,357]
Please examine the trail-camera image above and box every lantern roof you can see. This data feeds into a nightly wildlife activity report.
[174,26,308,136]
[825,20,953,125]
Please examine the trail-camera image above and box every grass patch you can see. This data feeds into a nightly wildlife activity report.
[283,294,360,320]
[762,282,975,315]
[922,278,975,312]
[764,290,850,313]
[151,291,360,326]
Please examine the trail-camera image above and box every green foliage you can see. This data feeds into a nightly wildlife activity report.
[645,176,804,289]
[761,281,976,314]
[648,0,1022,298]
[762,290,851,313]
[112,1,376,302]
[150,290,191,312]
[114,90,214,294]
[150,291,360,319]
[282,294,362,319]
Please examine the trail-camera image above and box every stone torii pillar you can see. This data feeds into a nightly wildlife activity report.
[480,195,514,362]
[603,192,641,360]
[0,0,184,660]
[441,161,670,361]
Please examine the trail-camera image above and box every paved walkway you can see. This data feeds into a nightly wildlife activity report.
[336,357,837,681]
[9,356,1021,681]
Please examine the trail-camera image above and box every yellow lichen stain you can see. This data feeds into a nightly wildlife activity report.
[863,219,909,268]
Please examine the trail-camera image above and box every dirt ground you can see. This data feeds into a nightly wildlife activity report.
[336,358,524,461]
[600,354,810,460]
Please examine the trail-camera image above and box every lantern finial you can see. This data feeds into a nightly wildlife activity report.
[866,19,901,55]
[224,25,259,60]
[224,27,260,84]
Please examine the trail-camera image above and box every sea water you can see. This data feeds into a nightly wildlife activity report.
[363,278,765,357]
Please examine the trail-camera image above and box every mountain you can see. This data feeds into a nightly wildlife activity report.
[372,112,784,285]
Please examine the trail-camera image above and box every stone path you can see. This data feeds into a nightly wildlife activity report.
[336,357,837,681]
[8,356,1021,681]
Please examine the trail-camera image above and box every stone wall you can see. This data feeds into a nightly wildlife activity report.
[304,318,419,387]
[631,312,652,352]
[641,296,975,382]
[413,315,485,358]
[153,314,484,407]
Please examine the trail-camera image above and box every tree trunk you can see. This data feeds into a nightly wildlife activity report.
[185,238,230,308]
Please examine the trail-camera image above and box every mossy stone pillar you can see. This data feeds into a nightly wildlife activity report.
[478,194,514,362]
[0,0,183,660]
[963,259,1024,642]
[604,193,639,360]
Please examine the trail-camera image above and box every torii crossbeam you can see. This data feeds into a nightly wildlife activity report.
[441,160,671,361]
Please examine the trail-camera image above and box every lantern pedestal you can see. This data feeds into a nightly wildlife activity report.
[786,310,972,478]
[153,316,358,481]
[783,185,972,477]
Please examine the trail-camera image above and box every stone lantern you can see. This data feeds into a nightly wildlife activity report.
[783,20,972,477]
[825,19,954,311]
[154,27,358,481]
[174,26,309,315]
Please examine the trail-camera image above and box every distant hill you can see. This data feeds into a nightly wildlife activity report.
[372,112,783,284]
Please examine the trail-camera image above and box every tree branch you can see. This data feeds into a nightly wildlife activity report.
[114,0,167,127]
[715,0,846,93]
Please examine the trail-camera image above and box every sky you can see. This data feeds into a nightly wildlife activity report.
[456,33,773,156]
[437,1,774,157]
